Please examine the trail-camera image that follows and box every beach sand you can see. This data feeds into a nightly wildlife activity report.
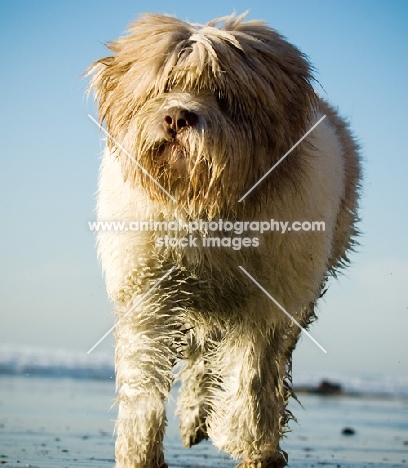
[0,376,407,467]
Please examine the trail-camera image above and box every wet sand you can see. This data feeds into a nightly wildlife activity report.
[0,376,407,467]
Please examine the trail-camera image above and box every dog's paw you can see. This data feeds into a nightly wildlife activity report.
[237,451,288,468]
[189,426,208,447]
[114,450,167,468]
[180,423,208,448]
[179,404,209,448]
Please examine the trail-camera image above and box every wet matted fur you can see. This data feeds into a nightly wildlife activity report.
[88,12,361,468]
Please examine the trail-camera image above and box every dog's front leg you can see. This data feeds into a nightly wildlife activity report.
[208,326,288,467]
[113,300,179,468]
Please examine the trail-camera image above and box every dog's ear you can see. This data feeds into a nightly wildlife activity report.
[86,56,114,95]
[86,54,127,130]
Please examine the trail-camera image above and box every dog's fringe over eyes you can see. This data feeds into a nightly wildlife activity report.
[88,12,361,468]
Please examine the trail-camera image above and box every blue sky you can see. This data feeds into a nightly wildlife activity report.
[0,0,407,379]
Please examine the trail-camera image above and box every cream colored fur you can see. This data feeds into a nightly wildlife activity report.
[88,12,361,468]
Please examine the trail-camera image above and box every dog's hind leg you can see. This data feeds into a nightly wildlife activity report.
[176,332,212,447]
[113,299,181,468]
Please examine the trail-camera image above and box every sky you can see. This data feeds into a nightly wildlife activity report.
[0,0,407,379]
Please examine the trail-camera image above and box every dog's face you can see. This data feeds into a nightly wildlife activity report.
[89,13,316,217]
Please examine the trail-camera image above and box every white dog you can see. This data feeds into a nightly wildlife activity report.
[89,13,361,468]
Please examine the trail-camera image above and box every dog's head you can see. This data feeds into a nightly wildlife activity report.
[89,13,316,218]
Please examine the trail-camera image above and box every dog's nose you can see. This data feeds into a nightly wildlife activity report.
[163,107,198,136]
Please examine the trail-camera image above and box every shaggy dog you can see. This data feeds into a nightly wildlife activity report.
[88,13,361,468]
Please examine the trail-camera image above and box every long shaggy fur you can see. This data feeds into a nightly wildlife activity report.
[88,12,361,468]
